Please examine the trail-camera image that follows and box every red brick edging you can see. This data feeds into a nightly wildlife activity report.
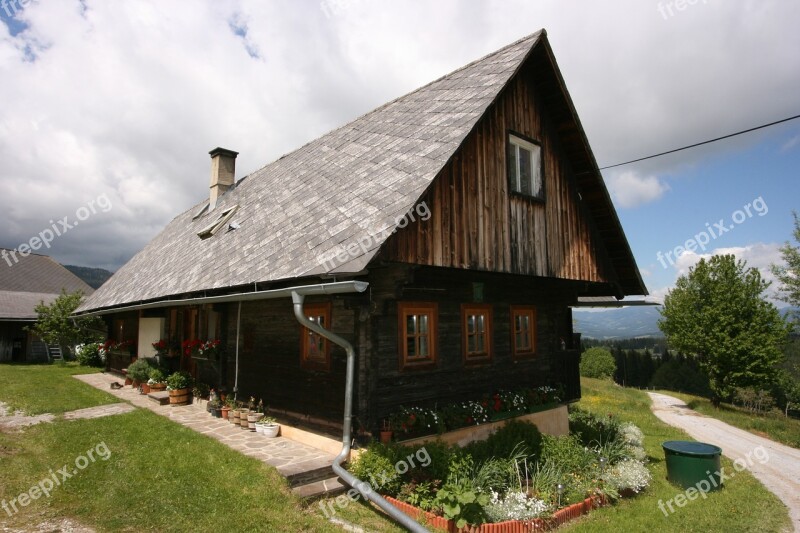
[384,494,605,532]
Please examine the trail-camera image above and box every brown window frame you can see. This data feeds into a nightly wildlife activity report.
[398,301,438,370]
[300,302,332,372]
[461,304,493,364]
[510,305,537,359]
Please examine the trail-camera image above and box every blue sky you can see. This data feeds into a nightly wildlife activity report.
[613,122,800,302]
[1,1,798,307]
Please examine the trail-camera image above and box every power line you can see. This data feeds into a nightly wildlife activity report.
[598,113,800,171]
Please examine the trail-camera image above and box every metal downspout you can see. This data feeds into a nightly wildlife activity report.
[291,290,429,533]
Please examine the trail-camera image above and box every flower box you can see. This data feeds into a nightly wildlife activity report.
[527,402,559,414]
[489,409,526,422]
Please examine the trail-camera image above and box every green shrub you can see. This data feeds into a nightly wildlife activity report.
[540,434,596,474]
[467,420,542,463]
[166,370,193,390]
[127,358,156,383]
[75,343,103,367]
[579,347,616,379]
[568,407,619,446]
[348,443,402,495]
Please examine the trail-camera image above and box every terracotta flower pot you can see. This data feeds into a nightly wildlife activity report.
[380,430,393,444]
[221,407,230,420]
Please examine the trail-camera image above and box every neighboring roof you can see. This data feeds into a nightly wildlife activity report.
[0,249,94,319]
[0,291,60,320]
[79,30,645,314]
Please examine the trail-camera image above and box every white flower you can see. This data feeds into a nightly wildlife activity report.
[605,459,652,494]
[619,422,645,448]
[485,491,549,522]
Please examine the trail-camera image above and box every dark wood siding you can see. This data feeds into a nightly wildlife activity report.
[381,59,613,285]
[222,297,357,422]
[359,264,580,429]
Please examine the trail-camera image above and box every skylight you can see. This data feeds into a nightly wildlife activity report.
[197,205,238,240]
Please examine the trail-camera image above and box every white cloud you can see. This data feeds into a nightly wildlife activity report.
[660,242,788,305]
[0,1,798,270]
[781,134,800,152]
[607,171,670,208]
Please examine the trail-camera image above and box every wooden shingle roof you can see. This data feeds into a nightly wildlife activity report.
[78,30,645,313]
[0,250,93,319]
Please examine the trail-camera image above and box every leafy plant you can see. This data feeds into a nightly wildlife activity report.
[347,443,402,495]
[568,407,619,446]
[147,368,166,385]
[434,483,489,529]
[192,382,209,398]
[26,290,104,350]
[127,358,156,383]
[167,371,194,391]
[75,342,104,367]
[467,420,542,463]
[257,416,277,425]
[397,480,440,512]
[604,459,651,494]
[540,434,596,474]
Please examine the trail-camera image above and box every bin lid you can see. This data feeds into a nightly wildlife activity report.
[662,440,722,456]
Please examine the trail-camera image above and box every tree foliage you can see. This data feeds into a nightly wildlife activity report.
[579,347,616,379]
[771,211,800,318]
[27,290,105,351]
[659,255,790,403]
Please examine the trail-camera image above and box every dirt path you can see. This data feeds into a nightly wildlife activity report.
[648,392,800,532]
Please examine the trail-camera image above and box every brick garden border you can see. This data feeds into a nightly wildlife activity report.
[384,494,605,532]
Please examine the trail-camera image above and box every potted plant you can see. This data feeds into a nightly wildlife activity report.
[151,339,169,359]
[246,397,262,431]
[380,419,393,444]
[208,399,223,418]
[166,370,193,406]
[148,368,167,392]
[256,416,280,438]
[221,397,235,420]
[127,358,154,392]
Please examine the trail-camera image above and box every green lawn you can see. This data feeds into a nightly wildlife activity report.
[563,379,791,532]
[0,363,344,532]
[0,366,791,532]
[657,389,800,449]
[0,363,116,415]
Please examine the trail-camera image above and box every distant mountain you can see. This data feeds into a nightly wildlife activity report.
[573,306,663,339]
[575,304,799,340]
[63,265,114,289]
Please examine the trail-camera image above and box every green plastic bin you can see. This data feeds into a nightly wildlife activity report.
[662,441,723,491]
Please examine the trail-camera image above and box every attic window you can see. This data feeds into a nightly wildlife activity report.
[508,134,543,200]
[197,205,238,240]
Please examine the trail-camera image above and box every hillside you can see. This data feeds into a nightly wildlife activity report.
[573,305,663,339]
[63,265,114,289]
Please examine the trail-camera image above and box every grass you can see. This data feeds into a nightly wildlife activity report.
[0,366,791,532]
[0,362,116,415]
[562,378,791,532]
[0,363,347,532]
[656,389,800,449]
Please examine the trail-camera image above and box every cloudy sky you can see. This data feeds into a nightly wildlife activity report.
[1,0,799,306]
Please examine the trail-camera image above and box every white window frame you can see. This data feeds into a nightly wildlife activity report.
[197,205,238,239]
[508,134,543,200]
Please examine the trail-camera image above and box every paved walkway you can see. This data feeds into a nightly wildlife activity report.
[74,373,336,477]
[648,392,800,532]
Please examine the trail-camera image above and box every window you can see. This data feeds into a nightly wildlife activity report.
[300,302,331,371]
[197,205,238,239]
[398,302,437,369]
[462,304,492,364]
[510,306,537,359]
[507,134,543,199]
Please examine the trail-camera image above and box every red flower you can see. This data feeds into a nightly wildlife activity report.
[466,416,473,424]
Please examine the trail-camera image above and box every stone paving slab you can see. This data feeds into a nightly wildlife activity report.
[73,373,336,477]
[62,403,135,421]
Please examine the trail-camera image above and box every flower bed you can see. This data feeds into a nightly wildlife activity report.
[385,494,605,532]
[348,408,651,531]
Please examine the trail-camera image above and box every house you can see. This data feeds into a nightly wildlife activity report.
[75,30,647,437]
[0,249,94,362]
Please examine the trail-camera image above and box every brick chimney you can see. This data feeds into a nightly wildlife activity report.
[208,147,238,210]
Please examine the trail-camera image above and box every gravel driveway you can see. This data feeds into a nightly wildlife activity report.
[648,392,800,532]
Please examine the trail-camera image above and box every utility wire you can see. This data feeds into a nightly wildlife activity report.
[598,113,800,170]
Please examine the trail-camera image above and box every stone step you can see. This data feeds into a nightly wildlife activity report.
[281,458,336,487]
[148,391,170,405]
[291,476,347,500]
